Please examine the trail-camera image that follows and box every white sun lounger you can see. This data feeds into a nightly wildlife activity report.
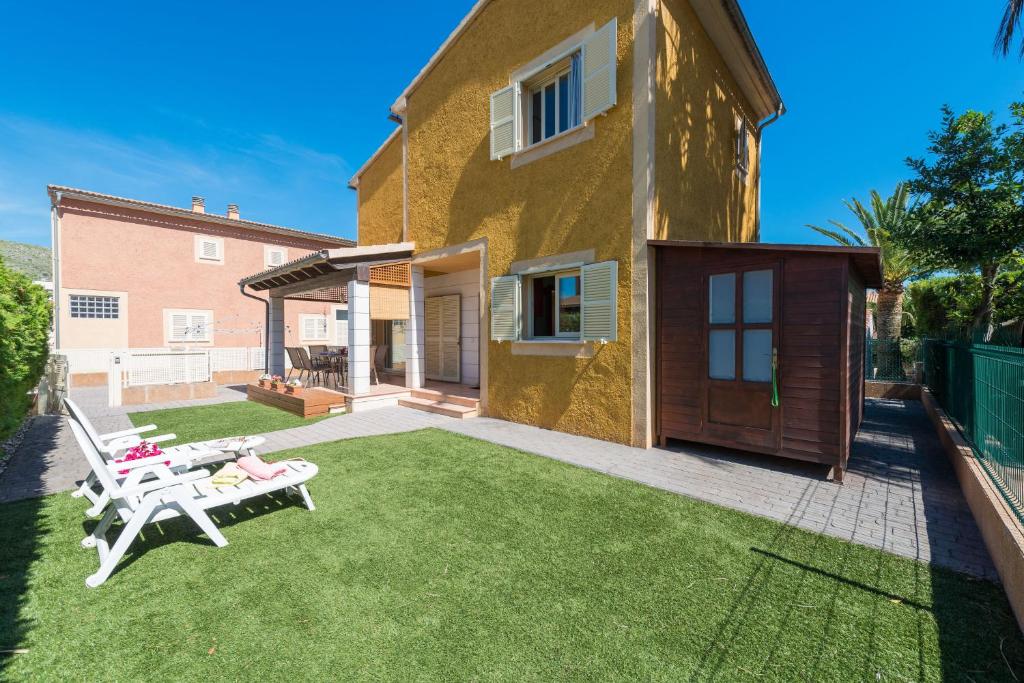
[68,418,318,587]
[64,398,237,517]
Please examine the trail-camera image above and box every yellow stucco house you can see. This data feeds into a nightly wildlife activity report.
[346,0,784,447]
[240,0,781,447]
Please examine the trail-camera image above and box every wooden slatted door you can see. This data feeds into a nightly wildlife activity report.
[702,263,781,450]
[425,295,461,382]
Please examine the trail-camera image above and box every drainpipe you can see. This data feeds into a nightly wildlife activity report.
[757,102,786,132]
[50,190,63,349]
[239,283,270,371]
[752,102,786,242]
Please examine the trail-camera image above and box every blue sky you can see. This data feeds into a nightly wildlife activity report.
[0,1,1020,248]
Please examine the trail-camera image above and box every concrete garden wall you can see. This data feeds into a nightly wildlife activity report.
[922,388,1024,633]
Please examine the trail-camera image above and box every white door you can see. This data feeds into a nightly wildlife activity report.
[425,295,461,382]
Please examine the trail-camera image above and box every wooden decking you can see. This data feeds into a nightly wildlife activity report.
[246,384,346,418]
[251,377,481,418]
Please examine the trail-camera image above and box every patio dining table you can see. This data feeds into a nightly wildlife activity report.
[314,350,347,389]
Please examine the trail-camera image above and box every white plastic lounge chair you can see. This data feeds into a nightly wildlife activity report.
[63,398,229,517]
[68,419,318,587]
[64,398,261,516]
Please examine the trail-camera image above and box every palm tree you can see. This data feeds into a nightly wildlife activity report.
[996,0,1024,57]
[806,183,928,340]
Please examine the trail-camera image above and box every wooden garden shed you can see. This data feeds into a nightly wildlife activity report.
[652,240,883,481]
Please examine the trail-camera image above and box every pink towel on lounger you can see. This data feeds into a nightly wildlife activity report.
[236,455,287,480]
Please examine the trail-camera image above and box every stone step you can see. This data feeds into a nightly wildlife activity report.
[399,396,479,419]
[410,388,480,409]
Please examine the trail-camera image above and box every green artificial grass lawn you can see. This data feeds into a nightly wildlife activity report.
[2,429,1023,681]
[127,400,333,446]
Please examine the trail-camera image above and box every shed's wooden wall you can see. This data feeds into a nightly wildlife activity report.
[845,269,867,468]
[656,248,703,439]
[778,254,845,465]
[656,246,856,471]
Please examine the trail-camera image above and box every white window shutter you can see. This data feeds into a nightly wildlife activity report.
[735,115,749,173]
[490,275,520,341]
[317,317,328,339]
[267,248,285,267]
[189,313,210,341]
[199,238,221,261]
[581,18,617,121]
[490,85,517,160]
[170,313,188,341]
[581,261,617,342]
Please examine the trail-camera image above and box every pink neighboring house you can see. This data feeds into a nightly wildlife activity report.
[48,185,353,385]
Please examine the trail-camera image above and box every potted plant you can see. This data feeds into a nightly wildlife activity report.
[269,374,284,391]
[257,373,273,388]
[285,378,303,396]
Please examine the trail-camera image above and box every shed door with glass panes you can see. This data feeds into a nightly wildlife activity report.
[702,263,781,450]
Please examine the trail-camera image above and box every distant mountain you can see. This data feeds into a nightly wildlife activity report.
[0,239,51,281]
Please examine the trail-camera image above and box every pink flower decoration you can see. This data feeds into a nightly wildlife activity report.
[114,440,170,475]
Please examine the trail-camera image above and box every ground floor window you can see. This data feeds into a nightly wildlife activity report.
[300,314,328,342]
[333,308,349,346]
[527,270,581,339]
[388,320,407,369]
[70,294,120,319]
[491,260,617,343]
[165,309,213,343]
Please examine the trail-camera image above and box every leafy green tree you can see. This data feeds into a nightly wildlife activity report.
[906,260,1024,342]
[899,105,1024,339]
[806,183,929,339]
[0,256,50,446]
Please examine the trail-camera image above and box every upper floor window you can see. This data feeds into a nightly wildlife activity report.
[195,235,224,264]
[735,116,750,177]
[490,18,617,160]
[70,294,119,319]
[526,56,582,147]
[265,246,287,268]
[300,314,329,341]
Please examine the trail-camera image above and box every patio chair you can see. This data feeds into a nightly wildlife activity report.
[372,345,388,385]
[68,418,318,587]
[307,345,330,385]
[64,397,230,517]
[285,346,313,384]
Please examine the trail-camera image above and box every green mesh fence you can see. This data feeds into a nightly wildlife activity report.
[923,339,1024,524]
[864,338,919,382]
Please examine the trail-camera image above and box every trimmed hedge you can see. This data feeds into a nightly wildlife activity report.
[0,256,50,447]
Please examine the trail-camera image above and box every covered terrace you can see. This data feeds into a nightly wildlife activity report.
[239,243,422,402]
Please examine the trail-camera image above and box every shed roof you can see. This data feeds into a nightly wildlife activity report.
[648,239,884,289]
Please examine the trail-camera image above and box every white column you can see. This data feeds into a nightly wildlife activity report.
[268,295,286,376]
[405,266,425,389]
[347,280,371,395]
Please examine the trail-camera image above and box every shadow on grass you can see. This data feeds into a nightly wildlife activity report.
[688,399,1024,681]
[749,547,931,611]
[0,418,58,674]
[77,491,310,582]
